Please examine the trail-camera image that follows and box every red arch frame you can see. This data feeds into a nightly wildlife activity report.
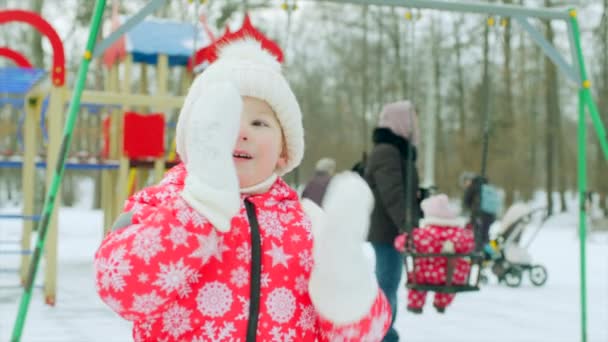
[0,10,65,85]
[0,47,33,68]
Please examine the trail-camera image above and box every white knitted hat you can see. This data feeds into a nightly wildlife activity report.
[176,38,304,175]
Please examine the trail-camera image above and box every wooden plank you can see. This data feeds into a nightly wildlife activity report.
[43,86,65,305]
[153,54,169,182]
[20,95,41,284]
[116,55,132,213]
[78,90,185,108]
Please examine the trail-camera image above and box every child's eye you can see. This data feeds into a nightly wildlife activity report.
[252,119,269,127]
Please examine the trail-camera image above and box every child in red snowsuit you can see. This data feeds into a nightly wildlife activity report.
[94,38,390,341]
[395,194,474,313]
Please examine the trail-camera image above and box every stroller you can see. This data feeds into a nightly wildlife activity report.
[481,203,549,287]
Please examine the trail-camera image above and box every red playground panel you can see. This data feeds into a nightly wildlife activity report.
[123,112,165,159]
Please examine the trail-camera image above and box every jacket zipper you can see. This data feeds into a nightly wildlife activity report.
[244,198,261,342]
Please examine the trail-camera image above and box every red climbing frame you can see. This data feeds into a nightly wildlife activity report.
[0,47,33,68]
[0,10,65,85]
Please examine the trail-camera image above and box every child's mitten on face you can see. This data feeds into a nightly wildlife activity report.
[308,172,378,324]
[180,82,242,232]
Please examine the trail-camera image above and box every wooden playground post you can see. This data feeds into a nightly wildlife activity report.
[116,55,133,215]
[43,84,66,305]
[20,94,41,284]
[101,167,112,235]
[109,64,122,228]
[101,64,120,235]
[154,54,169,182]
[137,62,150,190]
[139,63,149,113]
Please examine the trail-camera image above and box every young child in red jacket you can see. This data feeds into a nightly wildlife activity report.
[94,38,390,341]
[395,194,474,314]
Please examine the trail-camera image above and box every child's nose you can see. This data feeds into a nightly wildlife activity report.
[238,123,249,141]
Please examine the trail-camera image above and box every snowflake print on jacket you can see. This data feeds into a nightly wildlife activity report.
[95,165,390,341]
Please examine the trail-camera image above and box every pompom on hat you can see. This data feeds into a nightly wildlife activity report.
[176,38,304,175]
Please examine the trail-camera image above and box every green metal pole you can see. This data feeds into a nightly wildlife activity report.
[583,90,608,160]
[577,88,588,342]
[569,9,608,162]
[567,8,606,342]
[11,1,107,340]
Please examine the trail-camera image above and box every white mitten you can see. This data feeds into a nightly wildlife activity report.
[180,82,242,232]
[307,172,378,324]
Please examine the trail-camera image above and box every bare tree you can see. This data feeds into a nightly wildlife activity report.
[595,0,608,215]
[453,15,467,141]
[543,0,559,214]
[30,0,44,67]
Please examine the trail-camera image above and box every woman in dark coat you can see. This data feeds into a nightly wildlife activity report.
[365,101,421,342]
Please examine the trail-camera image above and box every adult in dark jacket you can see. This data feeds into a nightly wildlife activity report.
[301,157,336,206]
[365,101,421,342]
[462,173,496,247]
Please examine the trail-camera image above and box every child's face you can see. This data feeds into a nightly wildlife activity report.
[233,96,287,188]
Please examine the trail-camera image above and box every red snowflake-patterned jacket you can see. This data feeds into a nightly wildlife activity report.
[406,222,475,286]
[94,164,390,341]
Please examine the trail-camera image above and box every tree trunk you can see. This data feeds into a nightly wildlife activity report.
[480,18,491,178]
[431,17,446,186]
[389,8,407,97]
[454,16,467,140]
[557,118,568,212]
[362,5,369,152]
[596,0,608,215]
[375,8,384,117]
[502,3,516,208]
[543,2,557,215]
[30,0,45,67]
[519,0,535,201]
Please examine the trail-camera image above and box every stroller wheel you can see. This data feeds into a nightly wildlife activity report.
[504,267,523,287]
[529,265,548,286]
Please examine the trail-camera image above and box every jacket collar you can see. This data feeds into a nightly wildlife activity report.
[240,174,278,195]
[373,127,417,160]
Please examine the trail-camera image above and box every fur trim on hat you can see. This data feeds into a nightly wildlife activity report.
[176,38,304,175]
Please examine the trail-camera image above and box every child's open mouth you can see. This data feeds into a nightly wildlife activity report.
[233,151,252,160]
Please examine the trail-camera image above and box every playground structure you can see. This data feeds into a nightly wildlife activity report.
[0,9,68,307]
[0,6,285,308]
[0,9,205,305]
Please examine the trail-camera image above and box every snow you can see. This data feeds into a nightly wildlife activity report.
[0,205,606,342]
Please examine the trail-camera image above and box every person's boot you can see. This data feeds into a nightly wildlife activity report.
[434,304,446,314]
[407,306,423,314]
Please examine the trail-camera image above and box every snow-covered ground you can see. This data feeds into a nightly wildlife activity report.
[0,204,606,342]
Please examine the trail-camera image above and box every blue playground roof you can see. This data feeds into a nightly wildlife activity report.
[0,66,121,112]
[0,67,47,96]
[125,17,211,67]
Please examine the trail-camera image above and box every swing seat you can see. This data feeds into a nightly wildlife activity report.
[403,251,484,293]
[405,283,480,293]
